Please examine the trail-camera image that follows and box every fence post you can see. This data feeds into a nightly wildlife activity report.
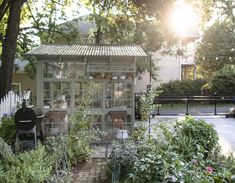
[147,84,151,138]
[214,92,217,115]
[186,92,189,115]
[156,96,160,115]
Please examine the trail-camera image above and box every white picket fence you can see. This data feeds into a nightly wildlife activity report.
[0,90,31,123]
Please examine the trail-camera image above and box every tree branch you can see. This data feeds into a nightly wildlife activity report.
[0,0,11,22]
[0,33,4,42]
[19,26,71,42]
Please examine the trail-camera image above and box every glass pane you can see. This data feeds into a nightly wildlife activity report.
[53,82,61,90]
[43,100,52,109]
[53,91,61,100]
[114,83,123,90]
[106,91,113,99]
[114,91,123,99]
[62,91,70,100]
[75,100,82,107]
[74,83,81,90]
[92,100,102,108]
[93,92,102,100]
[106,83,113,91]
[43,63,54,78]
[106,100,113,108]
[61,82,70,90]
[67,62,86,78]
[60,100,70,109]
[127,83,132,90]
[43,82,50,90]
[114,100,124,107]
[124,100,131,108]
[43,91,51,100]
[93,115,102,123]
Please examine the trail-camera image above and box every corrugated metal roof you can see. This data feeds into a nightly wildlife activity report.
[25,44,147,57]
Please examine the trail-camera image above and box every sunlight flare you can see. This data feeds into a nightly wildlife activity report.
[169,0,199,36]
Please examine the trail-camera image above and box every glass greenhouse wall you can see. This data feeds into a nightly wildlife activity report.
[26,45,147,140]
[37,57,136,140]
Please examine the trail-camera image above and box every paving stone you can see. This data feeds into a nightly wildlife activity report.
[73,144,110,183]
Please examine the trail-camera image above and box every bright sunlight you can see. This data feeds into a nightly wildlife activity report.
[169,0,199,36]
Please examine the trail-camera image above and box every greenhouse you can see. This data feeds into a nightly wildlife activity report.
[26,44,147,139]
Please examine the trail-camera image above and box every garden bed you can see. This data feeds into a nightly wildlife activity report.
[109,117,235,182]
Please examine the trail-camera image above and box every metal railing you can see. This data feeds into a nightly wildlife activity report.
[135,93,235,117]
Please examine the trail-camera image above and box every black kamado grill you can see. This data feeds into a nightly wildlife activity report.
[15,100,44,149]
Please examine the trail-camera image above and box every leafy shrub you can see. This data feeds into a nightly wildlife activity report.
[139,86,159,121]
[159,79,207,96]
[0,142,53,183]
[211,65,235,95]
[67,106,98,165]
[110,141,138,182]
[67,83,101,165]
[131,152,165,183]
[201,83,212,95]
[45,135,72,182]
[0,116,16,146]
[175,116,219,158]
[110,117,235,183]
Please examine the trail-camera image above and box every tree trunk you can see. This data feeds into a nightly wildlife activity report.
[0,0,26,98]
[94,27,102,44]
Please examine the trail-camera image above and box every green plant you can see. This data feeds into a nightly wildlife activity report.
[159,79,207,96]
[109,117,235,183]
[67,82,101,165]
[201,83,212,95]
[139,85,159,121]
[175,116,219,158]
[0,143,53,183]
[0,116,16,146]
[211,65,235,95]
[45,135,72,183]
[110,141,138,183]
[0,137,16,164]
[130,152,165,183]
[0,135,72,183]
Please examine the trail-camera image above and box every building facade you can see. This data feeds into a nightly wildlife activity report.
[135,34,200,92]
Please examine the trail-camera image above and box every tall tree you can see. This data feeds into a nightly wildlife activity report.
[195,0,235,78]
[0,0,76,98]
[0,0,26,98]
[196,20,235,78]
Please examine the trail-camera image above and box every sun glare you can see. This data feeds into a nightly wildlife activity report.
[169,0,199,36]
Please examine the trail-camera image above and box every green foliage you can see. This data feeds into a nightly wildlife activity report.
[110,141,138,183]
[175,117,219,158]
[201,82,212,95]
[211,65,235,95]
[0,143,53,183]
[139,86,159,121]
[131,152,165,183]
[0,116,16,146]
[67,119,95,165]
[67,82,101,165]
[196,20,235,77]
[0,137,16,164]
[45,135,72,182]
[159,79,207,96]
[110,117,234,183]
